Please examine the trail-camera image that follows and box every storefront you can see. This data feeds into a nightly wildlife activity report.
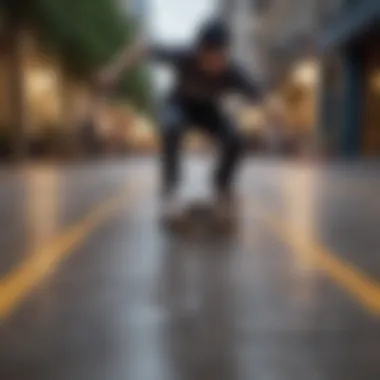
[362,43,380,156]
[319,33,380,157]
[273,59,319,152]
[319,1,380,157]
[0,30,96,156]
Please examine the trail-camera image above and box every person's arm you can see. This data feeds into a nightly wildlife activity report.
[97,37,187,88]
[150,44,188,64]
[229,65,264,102]
[97,37,148,88]
[230,65,284,125]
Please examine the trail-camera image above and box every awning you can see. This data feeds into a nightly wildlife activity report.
[319,2,380,51]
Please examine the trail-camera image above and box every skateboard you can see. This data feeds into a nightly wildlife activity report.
[161,199,237,236]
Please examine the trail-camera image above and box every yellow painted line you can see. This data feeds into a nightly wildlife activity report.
[259,209,380,316]
[0,181,148,321]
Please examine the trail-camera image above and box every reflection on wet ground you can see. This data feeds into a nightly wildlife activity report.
[0,157,379,380]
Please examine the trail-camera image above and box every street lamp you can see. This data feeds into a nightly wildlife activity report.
[292,61,319,88]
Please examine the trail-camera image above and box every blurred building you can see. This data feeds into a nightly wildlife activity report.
[0,29,95,157]
[223,0,317,78]
[0,27,145,158]
[222,0,259,75]
[223,0,319,152]
[226,0,380,157]
[253,0,319,150]
[318,0,380,157]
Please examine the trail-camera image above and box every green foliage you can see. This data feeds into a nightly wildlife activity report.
[117,64,154,112]
[30,0,135,72]
[0,0,151,109]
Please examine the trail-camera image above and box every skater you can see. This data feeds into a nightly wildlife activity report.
[98,20,269,221]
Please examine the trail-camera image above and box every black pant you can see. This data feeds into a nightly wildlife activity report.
[160,101,244,195]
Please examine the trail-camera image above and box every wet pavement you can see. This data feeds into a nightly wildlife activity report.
[0,157,379,379]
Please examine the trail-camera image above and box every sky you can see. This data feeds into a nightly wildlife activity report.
[148,0,218,44]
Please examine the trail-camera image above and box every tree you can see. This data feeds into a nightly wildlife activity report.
[0,0,152,158]
[31,0,151,110]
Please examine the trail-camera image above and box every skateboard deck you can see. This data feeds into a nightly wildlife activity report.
[162,200,236,236]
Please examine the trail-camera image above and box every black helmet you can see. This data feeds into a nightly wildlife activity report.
[197,20,231,49]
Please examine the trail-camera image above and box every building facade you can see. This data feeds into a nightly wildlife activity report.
[222,0,262,76]
[319,0,380,157]
[0,28,97,157]
[225,0,380,157]
[249,0,320,145]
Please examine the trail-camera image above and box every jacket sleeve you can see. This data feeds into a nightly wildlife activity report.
[229,64,264,101]
[149,45,188,66]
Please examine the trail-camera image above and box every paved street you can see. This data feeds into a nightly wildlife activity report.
[0,157,380,379]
